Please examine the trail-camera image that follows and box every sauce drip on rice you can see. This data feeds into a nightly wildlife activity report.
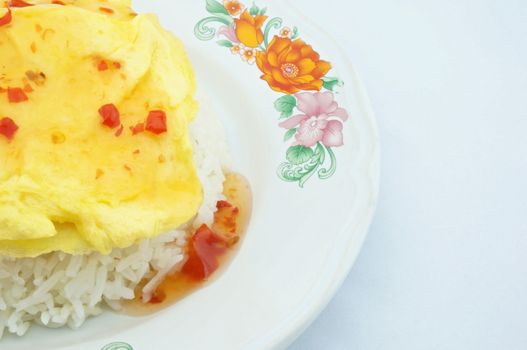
[125,173,252,315]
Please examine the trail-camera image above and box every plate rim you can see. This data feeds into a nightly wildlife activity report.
[260,1,381,348]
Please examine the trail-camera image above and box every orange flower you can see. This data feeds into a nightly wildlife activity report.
[234,10,267,48]
[224,0,243,17]
[256,36,331,94]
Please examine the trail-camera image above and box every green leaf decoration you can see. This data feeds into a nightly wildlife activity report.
[278,143,326,187]
[286,146,314,165]
[274,95,296,119]
[291,26,299,39]
[259,7,267,15]
[101,342,134,350]
[206,0,229,15]
[284,128,297,141]
[322,76,344,91]
[249,3,259,16]
[217,40,234,47]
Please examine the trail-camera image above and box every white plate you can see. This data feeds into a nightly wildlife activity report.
[2,1,379,349]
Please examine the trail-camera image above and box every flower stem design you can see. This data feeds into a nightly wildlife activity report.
[318,145,337,179]
[262,17,282,48]
[195,16,233,41]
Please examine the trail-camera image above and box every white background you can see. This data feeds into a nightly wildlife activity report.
[289,0,527,349]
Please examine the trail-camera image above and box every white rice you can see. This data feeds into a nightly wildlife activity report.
[0,102,230,338]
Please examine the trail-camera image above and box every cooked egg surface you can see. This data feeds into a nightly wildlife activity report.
[0,0,203,257]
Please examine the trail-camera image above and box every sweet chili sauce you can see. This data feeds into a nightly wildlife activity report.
[124,172,252,315]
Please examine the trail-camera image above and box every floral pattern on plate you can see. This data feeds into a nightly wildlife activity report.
[195,0,350,187]
[101,342,133,350]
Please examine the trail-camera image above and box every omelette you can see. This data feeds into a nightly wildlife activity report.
[0,0,203,257]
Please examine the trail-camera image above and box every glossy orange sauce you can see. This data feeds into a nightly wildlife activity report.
[123,172,252,315]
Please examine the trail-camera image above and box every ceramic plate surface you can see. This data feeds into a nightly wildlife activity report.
[2,1,379,349]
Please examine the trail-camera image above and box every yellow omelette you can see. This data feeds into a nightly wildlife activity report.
[0,0,203,257]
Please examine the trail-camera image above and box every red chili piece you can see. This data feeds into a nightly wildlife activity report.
[130,122,144,135]
[99,7,114,14]
[148,289,166,304]
[145,110,167,135]
[10,0,34,7]
[7,88,28,103]
[114,124,124,137]
[216,200,233,209]
[98,104,120,128]
[97,60,108,71]
[51,0,65,4]
[0,8,12,27]
[181,225,229,281]
[0,117,19,140]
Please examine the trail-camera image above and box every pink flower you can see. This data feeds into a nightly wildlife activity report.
[218,25,240,43]
[279,92,349,147]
